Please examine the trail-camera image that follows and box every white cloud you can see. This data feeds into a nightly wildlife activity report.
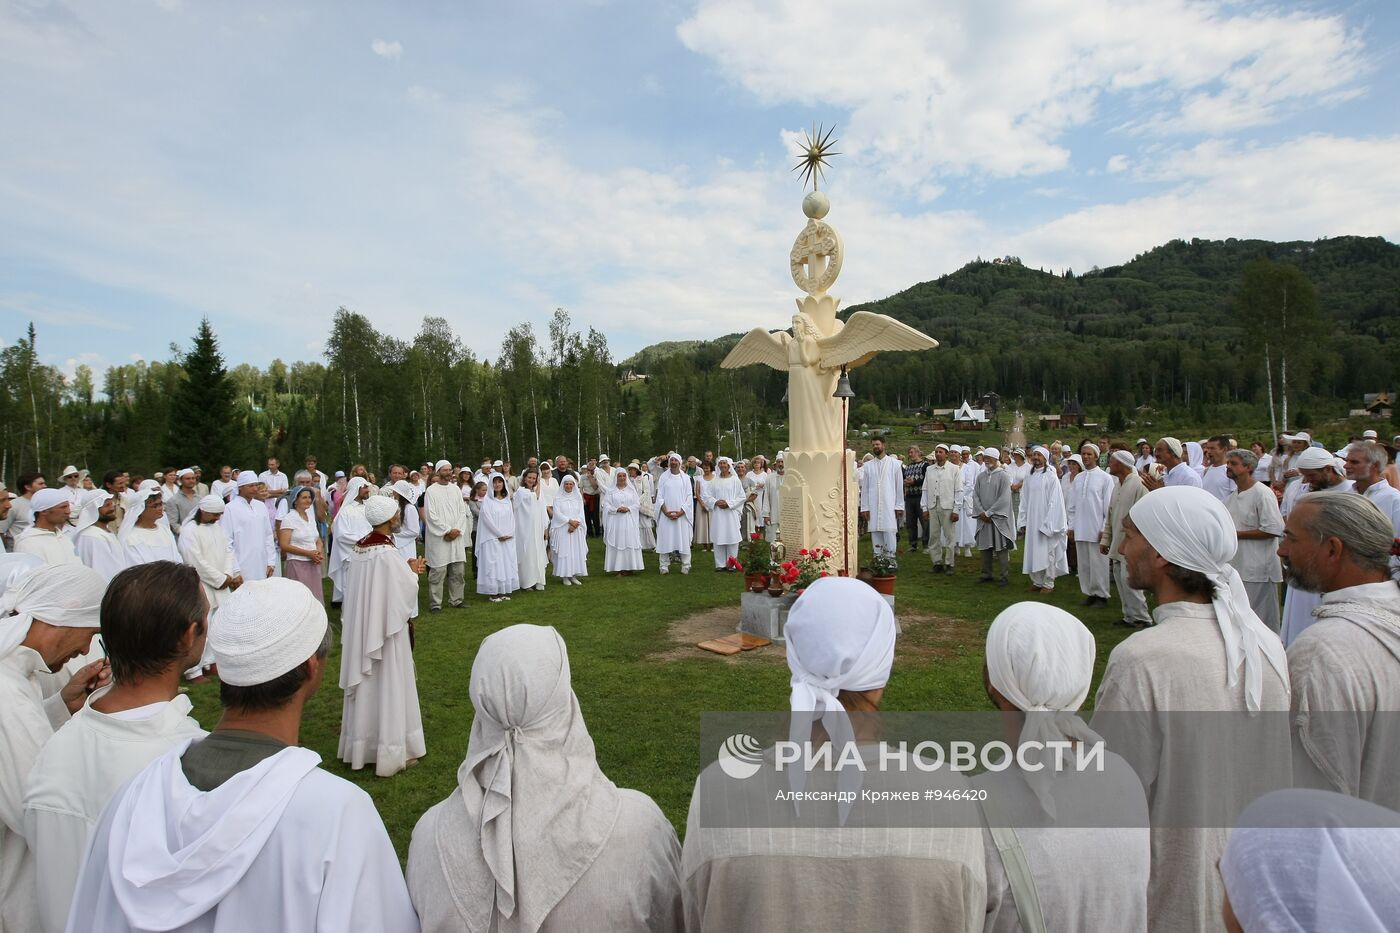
[1106,154,1129,174]
[678,0,1370,187]
[370,38,402,61]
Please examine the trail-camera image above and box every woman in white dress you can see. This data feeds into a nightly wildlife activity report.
[629,462,656,551]
[549,474,589,586]
[513,468,549,592]
[476,474,520,602]
[602,469,644,575]
[390,480,422,561]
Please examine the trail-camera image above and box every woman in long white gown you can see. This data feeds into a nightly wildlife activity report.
[602,470,644,575]
[513,469,549,592]
[628,462,656,550]
[477,474,520,602]
[549,475,589,585]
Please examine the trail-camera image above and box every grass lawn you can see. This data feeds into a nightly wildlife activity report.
[186,540,1140,859]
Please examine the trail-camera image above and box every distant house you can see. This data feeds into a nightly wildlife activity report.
[979,392,1001,417]
[621,369,649,383]
[915,420,948,435]
[1360,391,1394,420]
[1061,399,1085,427]
[952,400,989,430]
[1038,413,1062,430]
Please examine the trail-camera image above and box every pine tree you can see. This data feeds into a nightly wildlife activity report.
[164,318,235,468]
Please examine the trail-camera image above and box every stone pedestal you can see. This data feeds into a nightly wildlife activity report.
[738,590,896,643]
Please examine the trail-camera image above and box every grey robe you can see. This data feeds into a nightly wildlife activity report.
[973,468,1016,551]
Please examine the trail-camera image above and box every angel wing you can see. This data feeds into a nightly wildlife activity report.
[720,327,791,371]
[817,311,938,370]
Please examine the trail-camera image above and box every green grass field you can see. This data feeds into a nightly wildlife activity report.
[186,541,1140,858]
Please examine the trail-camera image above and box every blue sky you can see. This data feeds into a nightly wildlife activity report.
[2,0,1398,385]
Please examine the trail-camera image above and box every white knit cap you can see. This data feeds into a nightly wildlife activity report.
[234,470,262,488]
[435,459,452,472]
[1110,449,1136,468]
[1295,447,1338,472]
[0,563,106,660]
[31,488,69,513]
[364,495,398,527]
[198,494,225,514]
[209,578,329,686]
[1160,436,1184,457]
[982,447,1001,460]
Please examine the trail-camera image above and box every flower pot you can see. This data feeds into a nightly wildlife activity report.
[766,578,786,597]
[745,572,768,593]
[870,575,896,595]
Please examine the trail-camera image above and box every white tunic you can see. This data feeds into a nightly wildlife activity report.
[549,491,589,579]
[177,522,240,631]
[1225,484,1284,583]
[14,528,80,567]
[1201,464,1234,503]
[602,484,644,571]
[1163,462,1203,488]
[23,690,204,933]
[121,525,182,565]
[222,497,276,582]
[74,526,126,581]
[1017,467,1069,577]
[653,470,694,553]
[423,482,469,568]
[476,496,520,596]
[858,455,903,532]
[339,542,425,777]
[67,743,419,933]
[1068,466,1114,540]
[328,500,371,599]
[513,487,549,588]
[702,474,745,548]
[957,461,982,547]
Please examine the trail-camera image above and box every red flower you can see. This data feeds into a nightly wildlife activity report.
[751,532,761,541]
[822,548,832,558]
[819,571,829,577]
[799,548,809,556]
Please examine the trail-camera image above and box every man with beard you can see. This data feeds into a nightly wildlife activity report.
[1279,447,1353,647]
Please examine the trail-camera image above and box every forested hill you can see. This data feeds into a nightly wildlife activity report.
[827,235,1399,412]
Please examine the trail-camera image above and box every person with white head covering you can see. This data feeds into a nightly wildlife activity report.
[223,471,276,585]
[424,459,470,612]
[702,457,745,571]
[549,474,588,585]
[957,444,982,556]
[118,481,181,565]
[511,469,549,592]
[858,437,904,558]
[1017,446,1069,593]
[653,454,694,574]
[1220,789,1400,933]
[0,563,109,932]
[1069,442,1115,607]
[1280,492,1400,811]
[538,460,560,511]
[56,466,86,521]
[23,563,208,933]
[973,448,1016,586]
[1133,439,1155,473]
[977,603,1149,933]
[763,452,785,543]
[1093,486,1291,933]
[627,461,657,551]
[67,578,418,932]
[15,489,80,566]
[602,468,644,575]
[328,475,372,605]
[1279,447,1355,646]
[71,490,125,581]
[1144,437,1202,490]
[1184,440,1205,479]
[338,494,426,778]
[920,443,963,574]
[176,494,241,679]
[388,479,422,563]
[681,577,986,932]
[1102,449,1152,627]
[478,474,521,602]
[406,625,682,932]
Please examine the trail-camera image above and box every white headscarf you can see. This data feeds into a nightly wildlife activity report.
[1185,441,1205,474]
[340,476,370,514]
[441,624,620,933]
[1222,789,1400,933]
[117,482,172,545]
[0,562,106,660]
[71,489,115,538]
[550,476,584,529]
[985,603,1103,816]
[785,576,897,820]
[1128,486,1289,710]
[182,493,226,530]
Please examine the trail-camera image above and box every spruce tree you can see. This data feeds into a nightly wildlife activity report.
[164,318,235,469]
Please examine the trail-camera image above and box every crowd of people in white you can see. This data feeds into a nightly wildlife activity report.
[0,425,1396,932]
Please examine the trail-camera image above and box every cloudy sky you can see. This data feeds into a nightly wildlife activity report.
[2,0,1398,382]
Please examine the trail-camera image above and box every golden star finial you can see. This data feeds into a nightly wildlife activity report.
[792,123,840,191]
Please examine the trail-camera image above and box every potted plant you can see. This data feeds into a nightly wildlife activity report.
[777,547,834,596]
[737,533,776,592]
[867,552,899,595]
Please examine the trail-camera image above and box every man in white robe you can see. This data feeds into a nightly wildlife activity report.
[0,564,109,933]
[407,625,682,932]
[764,453,785,543]
[15,489,79,567]
[1017,447,1068,592]
[339,496,426,778]
[328,476,372,605]
[423,460,469,611]
[858,438,903,557]
[1101,451,1151,627]
[1280,492,1400,811]
[973,449,1016,586]
[1070,443,1115,607]
[23,562,207,933]
[702,457,745,571]
[919,445,962,574]
[1224,449,1284,632]
[1279,448,1353,646]
[117,483,182,565]
[66,577,418,932]
[957,447,982,555]
[654,454,694,574]
[1141,437,1201,490]
[177,496,242,678]
[56,467,86,523]
[1093,486,1291,933]
[223,471,276,584]
[71,491,125,581]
